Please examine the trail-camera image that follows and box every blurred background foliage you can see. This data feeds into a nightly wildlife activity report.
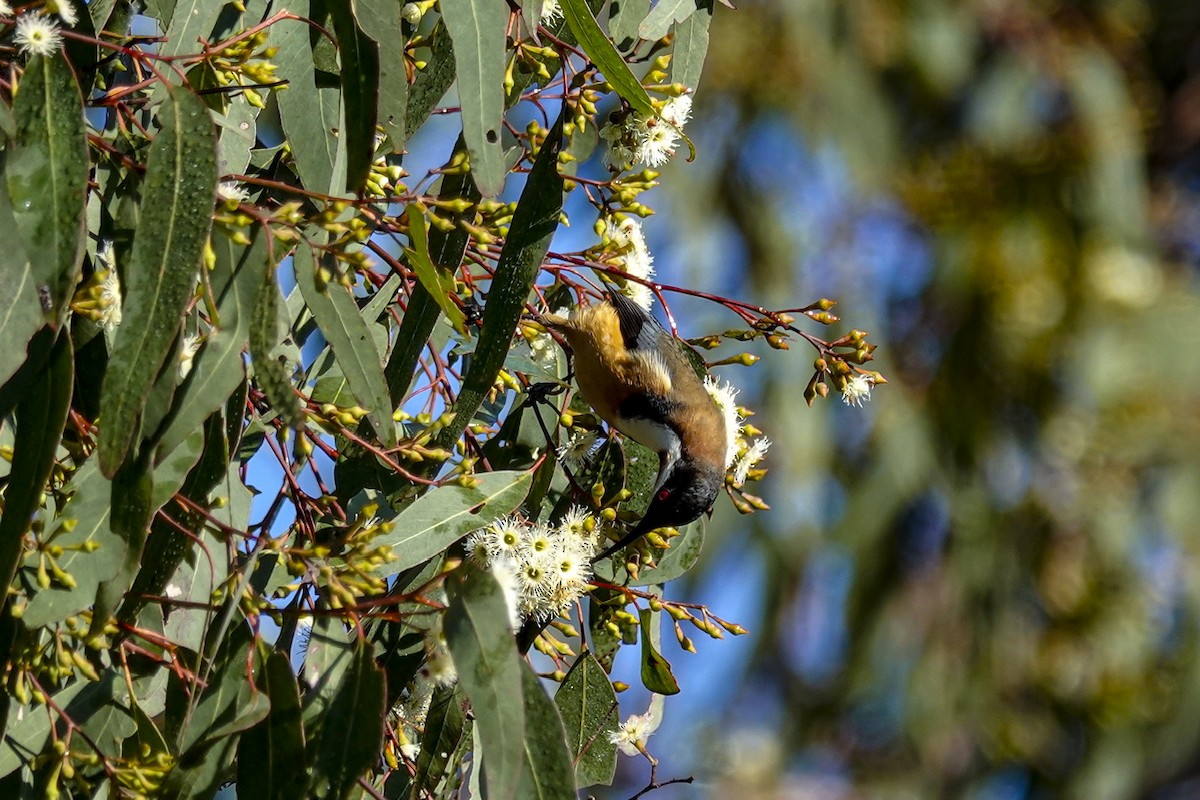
[635,1,1200,798]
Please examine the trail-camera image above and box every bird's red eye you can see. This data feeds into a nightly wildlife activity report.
[657,488,670,501]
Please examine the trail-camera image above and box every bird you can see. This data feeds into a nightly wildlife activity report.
[541,290,728,562]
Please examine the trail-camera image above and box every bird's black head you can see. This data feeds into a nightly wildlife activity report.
[636,456,723,535]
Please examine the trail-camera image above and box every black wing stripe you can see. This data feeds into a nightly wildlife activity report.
[607,290,664,352]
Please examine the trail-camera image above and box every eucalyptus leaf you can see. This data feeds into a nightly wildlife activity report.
[293,241,396,446]
[313,639,386,799]
[372,470,532,578]
[0,331,70,597]
[516,662,576,798]
[440,0,508,196]
[554,652,618,787]
[444,566,525,800]
[328,1,380,193]
[238,648,308,800]
[638,0,697,41]
[98,84,217,477]
[638,608,680,695]
[5,53,88,326]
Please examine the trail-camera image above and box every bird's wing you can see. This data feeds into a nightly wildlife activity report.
[607,289,666,353]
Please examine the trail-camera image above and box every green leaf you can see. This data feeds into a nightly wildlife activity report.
[214,94,259,176]
[313,639,386,799]
[412,685,467,795]
[329,1,380,193]
[98,84,217,477]
[19,460,127,628]
[405,20,456,136]
[0,330,70,597]
[638,608,680,695]
[238,648,309,800]
[638,0,697,41]
[554,652,618,787]
[608,0,650,51]
[156,230,264,459]
[444,565,525,800]
[406,204,467,331]
[354,0,409,149]
[160,0,226,57]
[440,0,508,196]
[383,137,479,406]
[172,638,269,755]
[0,168,45,390]
[668,0,713,92]
[0,671,129,776]
[372,470,532,578]
[248,252,303,429]
[560,0,654,116]
[300,616,355,730]
[517,662,577,799]
[293,241,396,446]
[6,53,88,326]
[275,1,345,195]
[432,116,566,453]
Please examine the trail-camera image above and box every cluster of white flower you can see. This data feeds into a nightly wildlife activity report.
[704,375,771,486]
[11,0,76,58]
[216,181,250,205]
[557,429,600,472]
[464,509,599,624]
[841,373,875,407]
[600,95,693,171]
[540,0,562,23]
[603,216,655,310]
[609,694,665,758]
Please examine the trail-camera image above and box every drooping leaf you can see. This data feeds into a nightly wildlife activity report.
[383,137,479,406]
[668,0,714,92]
[559,0,654,116]
[98,84,217,477]
[638,608,680,695]
[0,330,71,597]
[372,470,532,578]
[412,685,468,795]
[6,53,88,326]
[300,616,355,730]
[432,116,565,453]
[608,0,650,51]
[328,1,380,193]
[555,652,618,787]
[238,648,309,800]
[444,565,525,800]
[405,204,467,331]
[440,0,508,196]
[517,662,577,798]
[638,0,697,41]
[156,230,264,459]
[354,0,409,149]
[247,252,303,428]
[405,20,456,136]
[274,0,345,195]
[0,171,45,390]
[313,638,386,799]
[293,241,395,446]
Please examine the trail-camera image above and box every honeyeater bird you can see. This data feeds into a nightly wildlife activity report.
[542,290,728,561]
